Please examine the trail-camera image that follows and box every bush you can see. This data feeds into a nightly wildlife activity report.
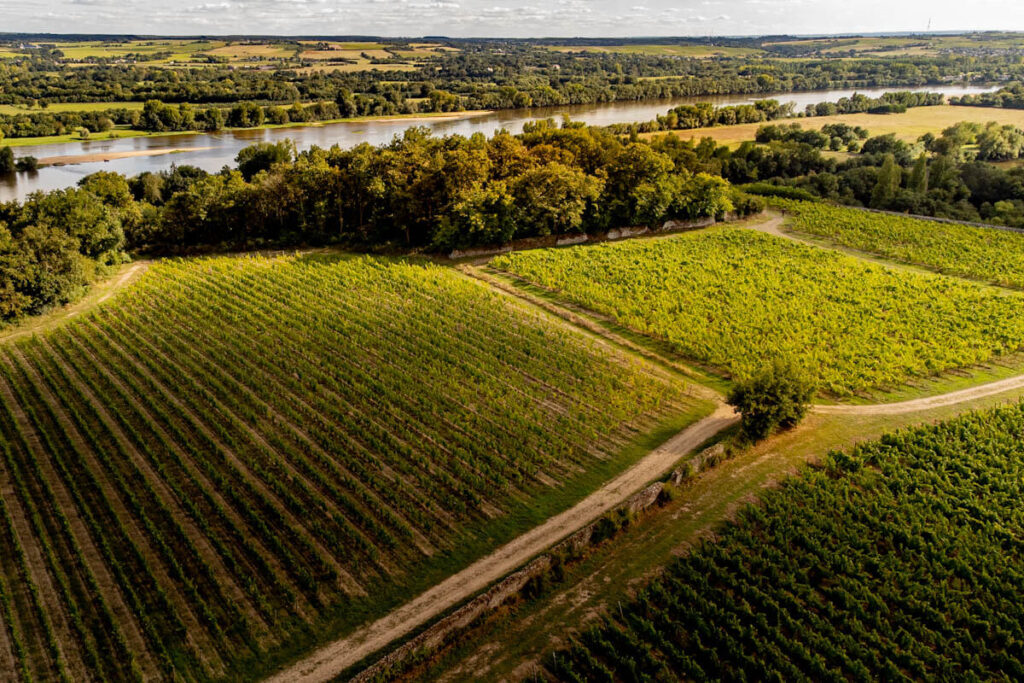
[15,155,38,172]
[727,359,816,442]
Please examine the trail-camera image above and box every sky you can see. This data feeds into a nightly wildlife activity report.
[4,0,1024,38]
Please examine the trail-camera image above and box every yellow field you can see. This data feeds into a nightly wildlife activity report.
[647,105,1024,147]
[764,33,1024,58]
[299,48,392,60]
[545,44,763,58]
[203,42,297,60]
[52,39,221,62]
[294,62,419,73]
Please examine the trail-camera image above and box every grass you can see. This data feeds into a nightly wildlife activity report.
[1,127,154,148]
[0,251,709,680]
[649,105,1024,147]
[203,42,297,60]
[491,226,1024,396]
[0,101,145,115]
[418,378,1024,681]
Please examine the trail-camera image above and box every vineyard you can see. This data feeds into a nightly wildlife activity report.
[774,199,1024,288]
[490,228,1024,395]
[0,253,700,681]
[543,401,1024,681]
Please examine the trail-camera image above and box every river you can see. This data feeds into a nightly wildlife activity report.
[0,84,998,203]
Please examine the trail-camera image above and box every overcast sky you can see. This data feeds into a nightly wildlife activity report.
[5,0,1024,37]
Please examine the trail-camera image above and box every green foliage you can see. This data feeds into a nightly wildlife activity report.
[727,359,815,442]
[491,227,1024,395]
[0,146,13,174]
[545,401,1024,681]
[0,253,693,680]
[235,140,296,181]
[0,181,127,323]
[775,199,1024,288]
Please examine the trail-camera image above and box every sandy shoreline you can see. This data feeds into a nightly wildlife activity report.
[39,147,214,166]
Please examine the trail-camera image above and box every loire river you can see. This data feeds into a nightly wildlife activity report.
[0,84,997,203]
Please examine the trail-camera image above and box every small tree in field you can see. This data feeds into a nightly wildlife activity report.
[728,359,815,443]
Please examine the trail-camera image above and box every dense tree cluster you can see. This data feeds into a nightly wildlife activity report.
[950,82,1024,108]
[0,121,756,323]
[135,120,744,252]
[0,175,132,321]
[699,119,1024,226]
[0,107,135,139]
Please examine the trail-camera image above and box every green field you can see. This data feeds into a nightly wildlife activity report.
[0,102,144,115]
[775,199,1024,288]
[0,253,704,680]
[543,401,1024,680]
[490,228,1024,395]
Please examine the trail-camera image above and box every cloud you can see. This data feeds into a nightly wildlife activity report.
[7,0,1024,36]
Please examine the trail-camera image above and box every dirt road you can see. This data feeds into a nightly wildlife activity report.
[0,261,149,343]
[264,403,739,683]
[812,374,1024,415]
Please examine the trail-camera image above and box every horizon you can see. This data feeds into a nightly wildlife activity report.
[7,0,1024,38]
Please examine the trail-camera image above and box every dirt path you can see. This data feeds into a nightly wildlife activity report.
[812,373,1024,415]
[264,403,738,683]
[0,261,149,344]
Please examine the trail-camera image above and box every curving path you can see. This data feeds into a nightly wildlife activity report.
[264,403,739,683]
[0,260,149,343]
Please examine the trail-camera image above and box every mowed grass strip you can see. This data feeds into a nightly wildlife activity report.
[775,199,1024,288]
[490,227,1024,396]
[0,252,701,680]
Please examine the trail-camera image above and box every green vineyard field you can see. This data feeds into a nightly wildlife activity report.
[544,401,1024,681]
[490,228,1024,395]
[774,199,1024,288]
[0,253,702,681]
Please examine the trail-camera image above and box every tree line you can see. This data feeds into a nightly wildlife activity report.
[0,120,756,324]
[688,119,1024,227]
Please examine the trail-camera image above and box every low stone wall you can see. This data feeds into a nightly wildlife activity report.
[350,439,730,682]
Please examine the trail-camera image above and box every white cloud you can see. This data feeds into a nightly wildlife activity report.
[5,0,1024,36]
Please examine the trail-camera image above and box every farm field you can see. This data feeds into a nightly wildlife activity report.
[774,199,1024,288]
[416,373,1024,682]
[649,105,1024,147]
[0,252,704,680]
[490,227,1024,396]
[544,44,764,58]
[541,401,1024,681]
[40,39,224,63]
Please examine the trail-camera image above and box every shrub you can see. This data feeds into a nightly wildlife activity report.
[727,359,816,442]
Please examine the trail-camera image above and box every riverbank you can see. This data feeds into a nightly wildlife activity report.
[38,147,215,167]
[1,110,493,151]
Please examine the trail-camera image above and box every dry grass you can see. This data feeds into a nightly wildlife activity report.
[545,44,763,58]
[646,105,1024,147]
[203,42,295,60]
